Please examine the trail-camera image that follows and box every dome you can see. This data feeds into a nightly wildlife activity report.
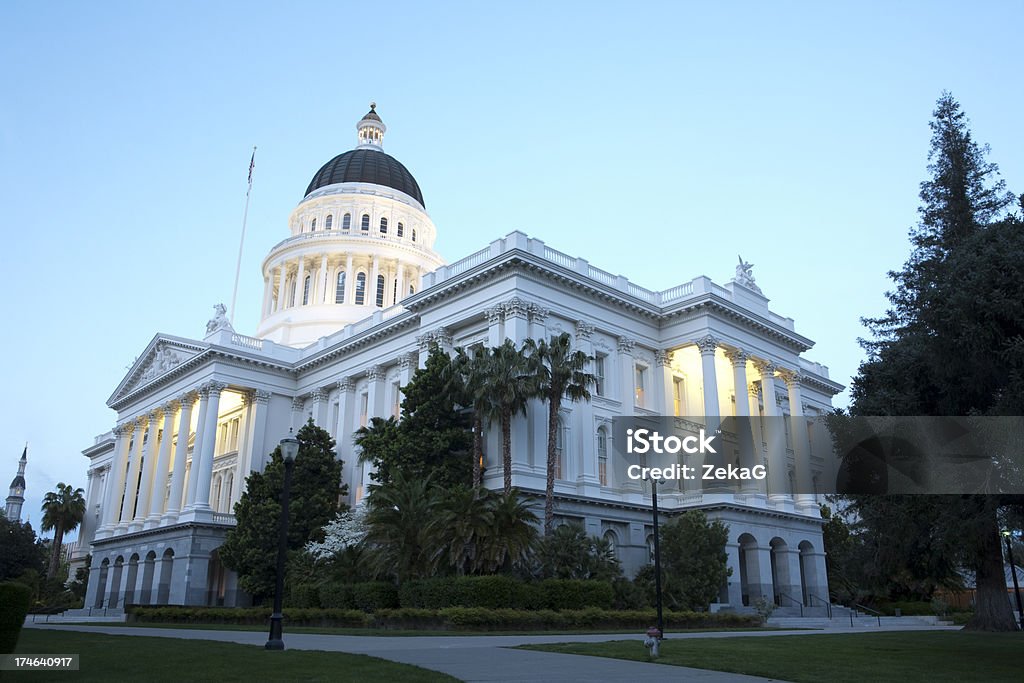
[304,148,425,207]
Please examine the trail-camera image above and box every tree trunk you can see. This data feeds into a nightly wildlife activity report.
[965,506,1018,631]
[544,397,560,536]
[47,522,65,579]
[501,412,512,494]
[472,414,483,490]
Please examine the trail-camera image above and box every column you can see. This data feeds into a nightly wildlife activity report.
[295,256,306,306]
[757,361,789,506]
[96,424,131,538]
[192,382,226,512]
[486,305,504,347]
[118,416,147,531]
[370,255,380,306]
[274,265,285,312]
[656,350,674,416]
[398,352,416,388]
[291,396,305,431]
[575,321,599,489]
[165,392,195,521]
[724,542,744,606]
[529,304,549,341]
[777,547,804,605]
[132,410,162,531]
[311,388,328,427]
[395,261,406,305]
[504,298,529,342]
[185,386,211,508]
[344,253,354,304]
[617,337,636,413]
[76,469,97,550]
[230,392,252,509]
[147,403,179,526]
[785,372,817,512]
[246,390,271,474]
[334,378,356,500]
[361,366,386,491]
[753,545,775,602]
[726,349,760,495]
[261,274,272,317]
[319,253,329,304]
[416,332,432,368]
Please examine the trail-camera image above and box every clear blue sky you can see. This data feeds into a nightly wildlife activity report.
[2,1,1022,537]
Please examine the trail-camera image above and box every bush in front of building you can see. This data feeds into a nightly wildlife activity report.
[0,581,34,653]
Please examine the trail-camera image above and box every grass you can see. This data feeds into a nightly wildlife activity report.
[52,621,788,637]
[12,629,457,682]
[519,632,1023,683]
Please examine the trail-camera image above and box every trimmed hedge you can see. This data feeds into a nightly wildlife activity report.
[128,605,759,631]
[0,582,33,654]
[396,577,611,610]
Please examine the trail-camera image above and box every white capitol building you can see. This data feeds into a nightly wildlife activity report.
[75,106,843,612]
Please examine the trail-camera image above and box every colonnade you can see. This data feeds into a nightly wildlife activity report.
[94,381,271,540]
[262,251,423,317]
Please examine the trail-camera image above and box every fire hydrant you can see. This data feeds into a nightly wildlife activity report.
[643,626,663,658]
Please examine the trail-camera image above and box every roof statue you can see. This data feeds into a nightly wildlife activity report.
[735,255,762,294]
[206,303,234,335]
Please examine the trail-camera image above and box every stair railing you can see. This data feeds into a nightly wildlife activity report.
[853,603,883,627]
[777,592,804,617]
[808,593,832,619]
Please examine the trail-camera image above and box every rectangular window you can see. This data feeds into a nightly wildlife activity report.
[634,365,647,407]
[673,377,685,416]
[359,393,369,428]
[597,428,608,486]
[594,354,606,396]
[391,381,401,418]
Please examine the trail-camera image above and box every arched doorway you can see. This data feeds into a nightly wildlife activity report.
[108,557,124,608]
[156,549,174,604]
[124,554,140,606]
[94,559,109,608]
[737,533,768,606]
[207,549,226,606]
[140,551,157,605]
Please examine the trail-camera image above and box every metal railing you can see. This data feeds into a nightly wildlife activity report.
[853,602,883,627]
[777,592,804,617]
[808,592,832,619]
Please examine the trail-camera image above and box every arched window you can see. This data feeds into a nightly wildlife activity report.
[412,228,417,242]
[325,214,333,230]
[355,272,366,305]
[361,214,370,232]
[380,217,388,234]
[335,271,346,304]
[597,426,609,486]
[311,218,317,231]
[397,222,404,237]
[393,278,398,304]
[376,274,385,307]
[342,213,351,231]
[302,275,311,305]
[603,530,617,559]
[409,284,415,295]
[647,534,656,563]
[554,418,564,479]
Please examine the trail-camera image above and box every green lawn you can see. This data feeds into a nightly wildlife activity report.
[520,632,1023,683]
[11,630,457,682]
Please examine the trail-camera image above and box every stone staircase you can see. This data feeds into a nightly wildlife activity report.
[25,607,127,624]
[767,603,951,629]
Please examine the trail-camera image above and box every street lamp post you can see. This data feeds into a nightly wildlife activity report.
[265,428,301,650]
[1002,530,1024,631]
[650,475,664,639]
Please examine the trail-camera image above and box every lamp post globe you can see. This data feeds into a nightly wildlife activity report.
[266,428,299,650]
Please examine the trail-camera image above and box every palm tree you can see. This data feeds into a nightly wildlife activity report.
[432,485,495,575]
[41,482,87,579]
[481,340,533,494]
[480,489,539,573]
[524,333,596,536]
[446,346,494,490]
[363,471,439,582]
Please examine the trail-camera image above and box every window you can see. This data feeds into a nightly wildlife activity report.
[311,218,317,231]
[634,365,647,407]
[411,228,417,242]
[288,278,296,307]
[335,271,346,304]
[355,272,366,305]
[376,274,385,307]
[397,222,404,237]
[393,278,398,304]
[359,393,368,428]
[342,213,351,231]
[391,381,401,418]
[647,534,656,563]
[594,353,606,396]
[325,214,333,230]
[554,418,564,479]
[597,426,608,486]
[409,284,415,295]
[380,217,388,234]
[361,214,370,232]
[603,530,617,559]
[673,377,685,416]
[302,275,311,305]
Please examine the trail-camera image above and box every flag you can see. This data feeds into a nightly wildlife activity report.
[247,147,256,187]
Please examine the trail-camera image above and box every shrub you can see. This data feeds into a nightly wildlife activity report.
[611,577,649,610]
[318,582,355,609]
[288,582,322,608]
[352,582,399,611]
[0,582,33,654]
[540,579,613,610]
[399,578,458,609]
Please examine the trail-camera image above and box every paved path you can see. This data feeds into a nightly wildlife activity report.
[24,623,959,682]
[25,624,788,682]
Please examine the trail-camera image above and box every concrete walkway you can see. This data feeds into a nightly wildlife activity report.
[25,624,791,682]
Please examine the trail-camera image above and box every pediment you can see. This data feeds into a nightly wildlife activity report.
[108,336,204,405]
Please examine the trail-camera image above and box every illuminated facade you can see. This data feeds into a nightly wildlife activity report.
[77,107,843,612]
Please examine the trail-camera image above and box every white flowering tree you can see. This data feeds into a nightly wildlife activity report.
[305,502,369,561]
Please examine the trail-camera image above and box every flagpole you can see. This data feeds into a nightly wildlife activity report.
[230,146,256,326]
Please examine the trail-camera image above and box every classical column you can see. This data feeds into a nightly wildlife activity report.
[118,416,148,530]
[726,350,759,494]
[311,388,328,427]
[655,349,674,416]
[395,262,406,305]
[486,305,504,346]
[575,321,599,489]
[295,256,306,306]
[362,366,386,491]
[398,352,416,388]
[370,255,380,306]
[185,386,211,508]
[334,378,355,492]
[785,372,817,512]
[96,424,132,538]
[246,390,272,474]
[697,335,721,430]
[757,361,789,505]
[261,274,272,317]
[617,336,636,414]
[319,253,329,304]
[132,409,162,531]
[528,304,549,341]
[191,381,226,512]
[344,253,354,304]
[165,392,195,521]
[274,265,285,312]
[145,403,178,526]
[229,392,252,510]
[416,332,432,368]
[291,395,305,431]
[504,298,529,342]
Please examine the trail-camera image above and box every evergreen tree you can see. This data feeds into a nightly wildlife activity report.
[219,420,346,603]
[850,93,1021,631]
[634,511,730,611]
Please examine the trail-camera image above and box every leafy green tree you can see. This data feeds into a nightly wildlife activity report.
[480,340,533,494]
[362,471,439,582]
[850,93,1020,630]
[40,483,86,579]
[635,510,730,611]
[534,523,621,581]
[0,517,46,581]
[219,420,346,603]
[524,333,596,535]
[446,346,494,489]
[479,489,539,574]
[356,346,472,489]
[432,485,495,576]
